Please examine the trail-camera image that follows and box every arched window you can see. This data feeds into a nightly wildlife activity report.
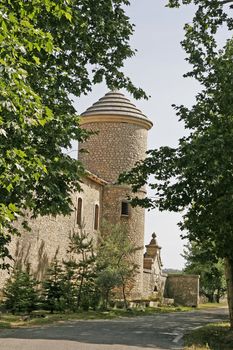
[94,204,99,230]
[121,201,129,216]
[77,197,82,226]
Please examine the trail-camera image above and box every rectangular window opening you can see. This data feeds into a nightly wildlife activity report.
[94,204,99,230]
[77,197,82,226]
[121,201,129,216]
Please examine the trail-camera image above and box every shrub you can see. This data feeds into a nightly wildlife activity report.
[4,268,38,314]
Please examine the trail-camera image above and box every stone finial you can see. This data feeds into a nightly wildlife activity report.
[111,88,120,92]
[150,232,157,245]
[145,232,161,259]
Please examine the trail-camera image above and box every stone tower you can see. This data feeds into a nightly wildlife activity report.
[79,91,153,297]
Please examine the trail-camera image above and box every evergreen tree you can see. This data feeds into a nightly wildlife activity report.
[4,267,38,314]
[61,259,77,312]
[41,256,64,313]
[66,229,97,310]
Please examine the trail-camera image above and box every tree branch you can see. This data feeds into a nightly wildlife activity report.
[220,0,233,5]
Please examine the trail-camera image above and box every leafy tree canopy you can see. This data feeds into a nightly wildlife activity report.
[0,0,145,265]
[119,0,233,326]
[183,243,226,303]
[4,267,38,314]
[120,0,233,259]
[96,221,140,308]
[66,229,97,309]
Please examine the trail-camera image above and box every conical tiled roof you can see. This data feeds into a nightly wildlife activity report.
[81,91,149,121]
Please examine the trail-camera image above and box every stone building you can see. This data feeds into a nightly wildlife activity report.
[143,233,167,299]
[78,90,154,298]
[0,91,199,305]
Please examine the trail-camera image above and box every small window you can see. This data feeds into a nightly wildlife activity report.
[94,204,99,230]
[121,201,129,216]
[77,197,82,226]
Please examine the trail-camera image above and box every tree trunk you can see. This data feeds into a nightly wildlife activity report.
[77,274,84,309]
[216,290,220,303]
[207,293,214,303]
[105,290,109,310]
[121,276,128,309]
[224,257,233,328]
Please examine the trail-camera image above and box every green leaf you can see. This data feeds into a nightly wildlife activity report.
[45,40,53,53]
[32,56,40,64]
[64,12,72,22]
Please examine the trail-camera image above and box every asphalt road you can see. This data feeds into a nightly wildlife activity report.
[0,308,229,350]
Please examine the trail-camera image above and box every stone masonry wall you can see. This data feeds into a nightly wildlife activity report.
[79,122,147,183]
[0,179,102,289]
[165,274,200,307]
[77,177,103,235]
[102,184,146,298]
[143,270,167,299]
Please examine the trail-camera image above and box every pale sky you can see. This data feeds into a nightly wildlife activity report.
[72,1,217,269]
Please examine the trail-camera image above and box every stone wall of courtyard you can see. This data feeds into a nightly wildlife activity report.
[164,274,200,307]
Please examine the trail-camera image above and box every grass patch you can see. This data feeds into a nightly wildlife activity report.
[198,302,228,310]
[0,305,192,328]
[184,322,233,350]
[0,322,12,329]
